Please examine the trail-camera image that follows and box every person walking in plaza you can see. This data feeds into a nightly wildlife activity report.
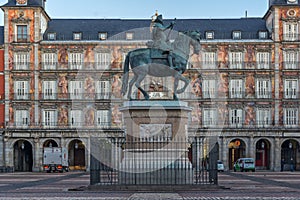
[281,158,285,172]
[290,158,294,172]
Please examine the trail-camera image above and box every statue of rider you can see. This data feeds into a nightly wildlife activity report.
[151,14,177,71]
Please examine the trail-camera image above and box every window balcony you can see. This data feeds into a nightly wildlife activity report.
[13,34,31,43]
[282,34,300,42]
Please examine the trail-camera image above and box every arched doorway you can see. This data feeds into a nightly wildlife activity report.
[255,139,270,170]
[281,139,299,171]
[228,139,246,170]
[43,139,58,147]
[13,140,33,172]
[68,140,86,170]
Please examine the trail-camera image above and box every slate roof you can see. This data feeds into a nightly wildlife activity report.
[1,0,44,7]
[43,18,268,41]
[270,0,300,6]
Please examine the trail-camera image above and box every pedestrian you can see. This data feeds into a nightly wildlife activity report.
[281,158,285,172]
[290,158,294,172]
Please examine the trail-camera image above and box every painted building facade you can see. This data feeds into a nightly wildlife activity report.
[0,0,300,172]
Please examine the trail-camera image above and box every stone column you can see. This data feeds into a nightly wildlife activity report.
[33,137,41,172]
[249,136,254,158]
[0,133,3,166]
[274,137,281,171]
[270,138,275,171]
[222,137,228,170]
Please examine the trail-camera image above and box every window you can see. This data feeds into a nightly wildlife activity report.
[202,79,216,98]
[17,25,28,42]
[256,52,270,69]
[43,110,57,128]
[232,31,241,39]
[14,80,29,100]
[256,79,271,98]
[205,31,214,39]
[283,23,298,41]
[73,32,82,40]
[203,108,217,127]
[99,32,107,40]
[284,108,298,127]
[69,81,83,99]
[126,32,134,40]
[256,108,271,127]
[70,110,83,128]
[14,52,29,70]
[229,52,243,69]
[47,33,56,40]
[229,108,243,127]
[42,53,57,70]
[96,80,110,99]
[69,53,83,69]
[15,110,29,127]
[95,52,111,69]
[284,79,298,99]
[43,80,56,99]
[259,31,268,39]
[283,51,298,69]
[202,52,216,69]
[230,79,244,98]
[96,110,110,128]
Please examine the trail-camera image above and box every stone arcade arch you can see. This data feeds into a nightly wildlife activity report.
[43,139,58,147]
[281,139,299,171]
[255,139,271,170]
[228,138,246,170]
[13,140,33,172]
[68,139,86,170]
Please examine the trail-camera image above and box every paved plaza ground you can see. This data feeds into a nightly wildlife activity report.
[0,171,300,199]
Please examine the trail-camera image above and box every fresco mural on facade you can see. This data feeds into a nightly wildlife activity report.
[111,47,122,69]
[218,73,228,97]
[58,105,68,126]
[245,102,255,126]
[111,103,122,127]
[58,74,68,98]
[246,45,255,69]
[111,73,122,98]
[84,47,95,69]
[85,106,95,127]
[190,102,201,124]
[190,73,201,97]
[58,48,68,69]
[84,76,95,99]
[218,45,228,69]
[245,73,255,98]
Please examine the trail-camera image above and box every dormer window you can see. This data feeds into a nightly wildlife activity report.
[16,0,27,6]
[232,31,241,40]
[259,31,268,39]
[287,0,298,4]
[126,32,134,40]
[73,32,82,40]
[47,33,56,40]
[205,31,214,39]
[99,32,107,40]
[16,25,28,42]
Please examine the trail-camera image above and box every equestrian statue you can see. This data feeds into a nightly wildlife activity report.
[121,14,201,100]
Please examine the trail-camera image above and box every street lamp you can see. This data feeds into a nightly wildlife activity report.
[261,141,265,149]
[75,142,78,149]
[21,142,25,150]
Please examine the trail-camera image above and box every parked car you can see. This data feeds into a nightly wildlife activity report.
[217,160,225,172]
[234,158,255,172]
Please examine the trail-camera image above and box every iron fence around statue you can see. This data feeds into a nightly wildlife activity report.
[90,136,219,186]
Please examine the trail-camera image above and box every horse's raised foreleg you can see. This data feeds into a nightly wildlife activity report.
[176,73,190,94]
[127,75,137,100]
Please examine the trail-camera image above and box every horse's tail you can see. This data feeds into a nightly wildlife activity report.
[121,53,130,96]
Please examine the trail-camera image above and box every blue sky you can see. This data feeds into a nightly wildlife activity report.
[0,0,269,24]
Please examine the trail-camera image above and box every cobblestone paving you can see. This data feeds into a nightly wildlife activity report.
[0,171,300,199]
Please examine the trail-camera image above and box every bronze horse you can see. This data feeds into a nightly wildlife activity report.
[121,31,201,100]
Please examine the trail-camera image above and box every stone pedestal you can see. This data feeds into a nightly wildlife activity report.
[119,101,193,185]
